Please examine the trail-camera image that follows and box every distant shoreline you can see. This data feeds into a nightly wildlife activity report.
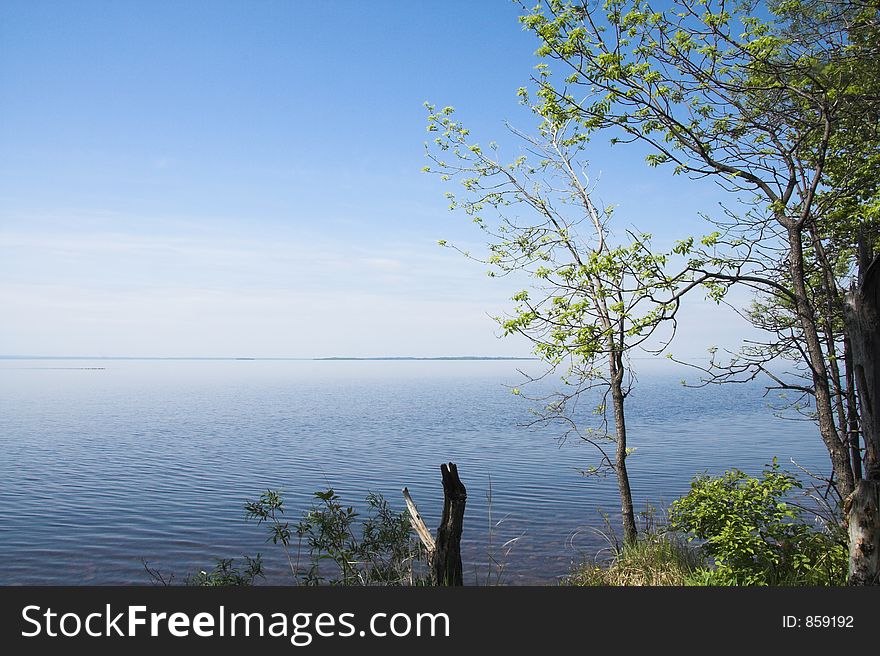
[313,356,536,361]
[0,355,537,361]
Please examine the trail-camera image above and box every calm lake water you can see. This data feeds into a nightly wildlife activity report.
[0,359,830,585]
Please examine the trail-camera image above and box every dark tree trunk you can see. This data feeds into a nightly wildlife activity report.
[844,250,880,585]
[433,463,467,586]
[610,355,637,546]
[787,224,855,497]
[812,225,858,483]
[844,337,864,482]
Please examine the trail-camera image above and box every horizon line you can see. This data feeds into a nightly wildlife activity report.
[0,355,539,361]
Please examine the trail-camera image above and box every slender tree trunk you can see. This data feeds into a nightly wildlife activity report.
[809,225,861,481]
[844,337,864,482]
[610,354,637,546]
[824,323,854,479]
[811,226,860,482]
[787,224,855,497]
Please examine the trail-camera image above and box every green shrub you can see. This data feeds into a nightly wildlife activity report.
[187,556,264,586]
[245,488,428,585]
[668,461,846,586]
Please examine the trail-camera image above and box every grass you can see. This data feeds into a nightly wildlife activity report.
[566,531,706,586]
[565,527,847,587]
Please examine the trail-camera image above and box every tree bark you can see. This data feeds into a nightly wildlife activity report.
[846,253,880,477]
[787,224,855,497]
[811,225,857,482]
[844,337,864,482]
[844,252,880,585]
[610,354,637,546]
[433,463,467,586]
[845,481,880,585]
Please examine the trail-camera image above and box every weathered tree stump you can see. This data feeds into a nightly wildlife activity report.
[844,246,880,585]
[434,463,467,586]
[402,462,467,586]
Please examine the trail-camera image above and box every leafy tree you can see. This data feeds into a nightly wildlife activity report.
[519,0,880,502]
[424,102,689,545]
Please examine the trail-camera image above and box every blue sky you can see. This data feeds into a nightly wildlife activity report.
[0,0,753,358]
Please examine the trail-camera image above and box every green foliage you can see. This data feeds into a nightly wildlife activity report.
[187,556,264,587]
[359,492,422,583]
[245,489,292,547]
[519,0,880,305]
[293,489,362,585]
[245,488,427,586]
[148,489,425,587]
[519,0,872,183]
[423,99,696,480]
[669,462,847,585]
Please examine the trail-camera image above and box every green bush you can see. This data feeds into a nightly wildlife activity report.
[668,461,846,586]
[187,556,264,586]
[245,488,428,585]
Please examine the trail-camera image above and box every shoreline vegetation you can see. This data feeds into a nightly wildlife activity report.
[146,459,847,588]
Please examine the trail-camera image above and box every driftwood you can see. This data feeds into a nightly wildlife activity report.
[402,487,435,555]
[844,248,880,584]
[402,462,467,586]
